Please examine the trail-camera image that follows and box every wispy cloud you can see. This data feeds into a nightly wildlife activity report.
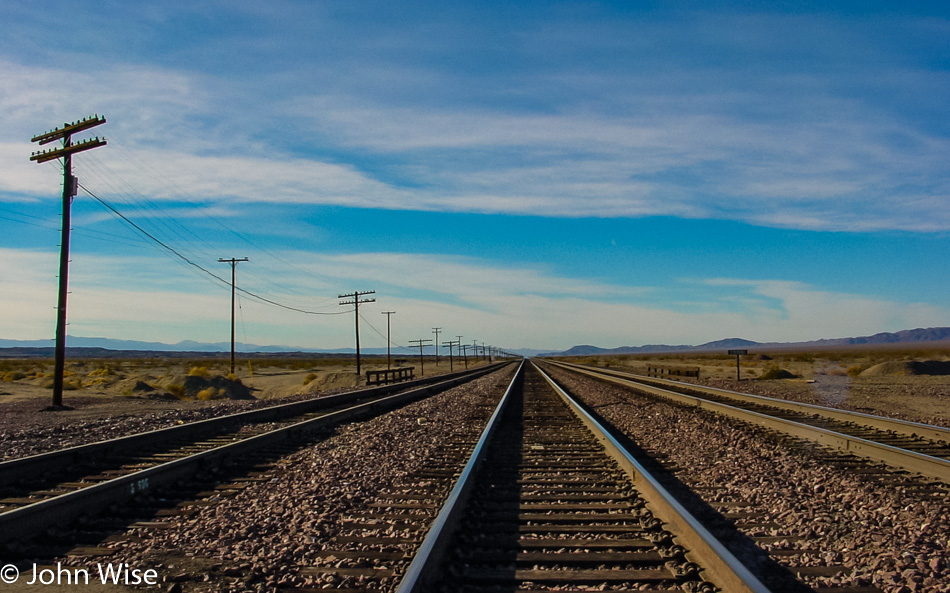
[3,246,945,349]
[3,7,949,232]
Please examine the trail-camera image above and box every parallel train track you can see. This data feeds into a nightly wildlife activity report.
[310,360,772,592]
[542,360,950,483]
[0,363,505,544]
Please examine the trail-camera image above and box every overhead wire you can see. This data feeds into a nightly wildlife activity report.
[88,140,346,305]
[358,311,415,353]
[77,181,349,316]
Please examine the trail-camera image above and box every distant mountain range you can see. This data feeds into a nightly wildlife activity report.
[542,327,950,357]
[0,336,393,357]
[1,327,948,359]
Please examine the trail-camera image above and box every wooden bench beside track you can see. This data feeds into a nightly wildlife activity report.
[365,367,415,385]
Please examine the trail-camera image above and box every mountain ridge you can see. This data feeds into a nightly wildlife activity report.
[543,327,950,357]
[1,327,948,358]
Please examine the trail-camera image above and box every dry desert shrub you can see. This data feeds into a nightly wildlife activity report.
[196,387,225,400]
[166,383,186,399]
[187,366,210,378]
[303,373,318,385]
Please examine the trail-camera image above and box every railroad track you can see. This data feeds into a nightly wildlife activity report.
[0,363,506,545]
[309,360,771,592]
[543,360,950,483]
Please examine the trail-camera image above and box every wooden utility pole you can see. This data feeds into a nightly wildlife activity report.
[340,291,375,375]
[409,338,431,376]
[30,115,107,408]
[443,340,458,372]
[460,344,469,368]
[381,311,395,369]
[432,327,442,366]
[218,257,248,376]
[457,335,466,369]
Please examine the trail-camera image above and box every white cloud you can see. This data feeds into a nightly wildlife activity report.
[2,9,949,232]
[3,247,945,350]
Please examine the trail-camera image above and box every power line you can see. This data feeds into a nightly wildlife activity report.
[78,182,348,316]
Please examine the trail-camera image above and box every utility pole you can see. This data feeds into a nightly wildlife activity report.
[473,339,479,362]
[443,340,457,372]
[409,338,431,376]
[460,344,469,369]
[432,327,442,366]
[340,290,376,375]
[218,257,248,376]
[30,115,107,408]
[381,311,395,369]
[457,335,466,369]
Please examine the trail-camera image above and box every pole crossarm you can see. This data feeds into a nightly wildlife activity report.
[30,136,107,163]
[31,115,106,145]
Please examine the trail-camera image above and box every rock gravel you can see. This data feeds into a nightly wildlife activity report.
[0,392,334,461]
[59,365,517,592]
[543,364,950,593]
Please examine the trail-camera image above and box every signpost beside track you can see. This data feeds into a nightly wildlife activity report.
[728,349,748,381]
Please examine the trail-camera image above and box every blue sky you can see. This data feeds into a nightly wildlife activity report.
[1,1,949,352]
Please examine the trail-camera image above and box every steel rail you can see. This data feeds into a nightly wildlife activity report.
[396,360,769,593]
[533,361,771,593]
[0,363,505,487]
[545,360,950,483]
[552,360,950,443]
[0,363,510,544]
[395,359,524,593]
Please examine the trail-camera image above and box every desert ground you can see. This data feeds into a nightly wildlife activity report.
[0,355,488,460]
[551,344,950,428]
[2,346,948,459]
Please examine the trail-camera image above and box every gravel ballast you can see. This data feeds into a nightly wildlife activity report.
[543,364,950,593]
[57,365,517,592]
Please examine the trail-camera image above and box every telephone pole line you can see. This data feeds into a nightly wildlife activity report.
[30,115,107,408]
[409,338,431,376]
[340,290,376,375]
[432,327,442,366]
[457,335,466,369]
[218,257,248,376]
[460,344,469,369]
[381,311,395,369]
